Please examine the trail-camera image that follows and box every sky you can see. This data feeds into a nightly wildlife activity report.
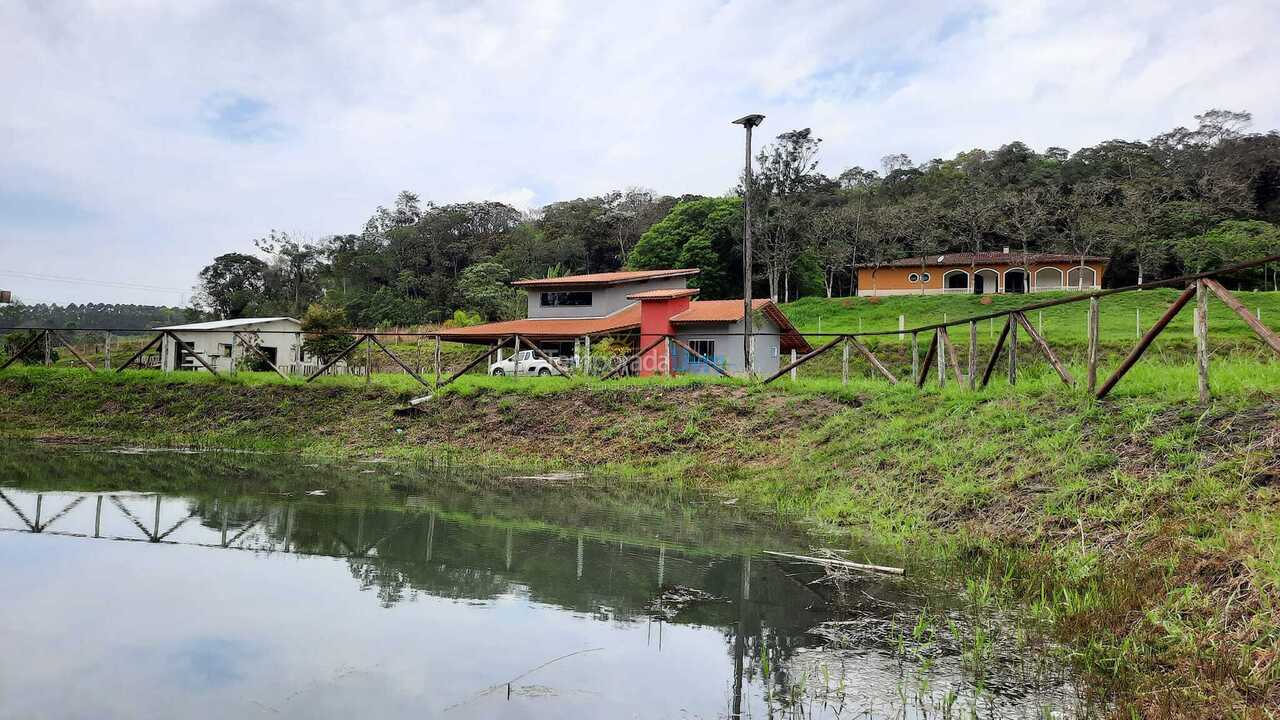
[2,0,1278,306]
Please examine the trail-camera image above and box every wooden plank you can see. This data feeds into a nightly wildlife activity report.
[168,331,219,375]
[0,330,47,371]
[980,316,1011,388]
[1202,278,1280,356]
[232,331,289,381]
[915,331,938,388]
[600,335,668,380]
[1096,284,1197,399]
[967,321,977,390]
[1014,311,1074,386]
[305,334,368,382]
[1008,313,1018,386]
[942,329,963,385]
[848,336,898,384]
[1087,297,1099,393]
[517,335,573,379]
[911,332,919,378]
[115,333,164,372]
[49,329,97,371]
[763,335,845,384]
[760,550,904,576]
[1196,280,1210,403]
[368,334,433,387]
[841,340,849,386]
[669,337,732,378]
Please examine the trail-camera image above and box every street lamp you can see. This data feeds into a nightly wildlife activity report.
[732,113,764,376]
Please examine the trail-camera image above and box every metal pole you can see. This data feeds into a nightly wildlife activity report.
[734,114,763,377]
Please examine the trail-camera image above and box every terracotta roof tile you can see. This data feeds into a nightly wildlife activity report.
[436,304,641,342]
[626,288,700,300]
[867,252,1109,268]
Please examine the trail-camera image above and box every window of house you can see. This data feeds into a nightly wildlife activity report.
[908,273,920,283]
[922,272,932,282]
[219,343,233,358]
[540,291,592,307]
[689,339,715,362]
[771,345,779,358]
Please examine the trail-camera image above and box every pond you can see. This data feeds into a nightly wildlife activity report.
[0,445,1090,719]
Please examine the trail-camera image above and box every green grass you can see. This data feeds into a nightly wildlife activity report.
[1,364,1278,715]
[783,287,1280,348]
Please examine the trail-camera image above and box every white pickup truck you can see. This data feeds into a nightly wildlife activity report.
[488,350,562,376]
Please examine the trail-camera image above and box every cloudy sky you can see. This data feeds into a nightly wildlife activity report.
[2,0,1278,305]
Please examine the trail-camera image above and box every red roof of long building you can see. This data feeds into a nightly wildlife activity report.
[868,252,1109,268]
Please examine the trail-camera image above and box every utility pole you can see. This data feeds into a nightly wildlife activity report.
[732,113,764,377]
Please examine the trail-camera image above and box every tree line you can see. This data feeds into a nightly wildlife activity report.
[190,108,1279,328]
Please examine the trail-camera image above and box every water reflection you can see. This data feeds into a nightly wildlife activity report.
[0,447,1088,719]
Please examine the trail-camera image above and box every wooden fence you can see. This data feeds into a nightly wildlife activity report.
[3,255,1278,404]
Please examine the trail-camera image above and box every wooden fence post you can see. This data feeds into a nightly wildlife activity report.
[1097,284,1197,399]
[512,335,522,377]
[1008,314,1018,386]
[967,321,977,390]
[841,340,849,386]
[1196,280,1210,403]
[434,335,442,385]
[937,330,947,387]
[364,335,371,386]
[790,349,797,382]
[1087,297,1099,394]
[911,332,919,379]
[104,331,112,371]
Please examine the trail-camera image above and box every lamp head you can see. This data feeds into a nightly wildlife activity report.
[731,114,765,128]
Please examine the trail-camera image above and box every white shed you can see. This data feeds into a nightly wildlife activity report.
[154,317,304,373]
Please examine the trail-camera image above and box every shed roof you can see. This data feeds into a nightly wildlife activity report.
[154,317,300,331]
[670,300,811,353]
[511,268,699,288]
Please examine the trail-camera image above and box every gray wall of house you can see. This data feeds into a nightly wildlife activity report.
[674,316,782,376]
[526,276,690,319]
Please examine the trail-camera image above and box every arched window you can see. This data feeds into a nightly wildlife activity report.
[974,268,999,294]
[943,269,969,292]
[1033,267,1063,291]
[1004,268,1028,294]
[1066,265,1097,289]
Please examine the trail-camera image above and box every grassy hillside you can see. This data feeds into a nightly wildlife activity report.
[783,288,1280,348]
[1,366,1278,715]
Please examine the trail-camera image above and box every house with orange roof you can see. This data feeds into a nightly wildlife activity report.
[856,249,1108,296]
[437,269,810,376]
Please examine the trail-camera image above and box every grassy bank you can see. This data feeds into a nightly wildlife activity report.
[2,365,1278,716]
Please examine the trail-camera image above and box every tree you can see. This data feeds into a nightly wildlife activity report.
[999,188,1053,271]
[255,230,324,316]
[300,304,355,365]
[943,181,998,271]
[1174,220,1280,287]
[806,206,862,297]
[457,262,519,320]
[1115,180,1173,286]
[628,197,741,299]
[196,253,268,319]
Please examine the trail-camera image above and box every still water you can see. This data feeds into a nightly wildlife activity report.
[0,446,1088,719]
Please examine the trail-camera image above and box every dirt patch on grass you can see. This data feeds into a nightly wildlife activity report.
[403,385,854,466]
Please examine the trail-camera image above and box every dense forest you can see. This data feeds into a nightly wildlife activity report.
[21,109,1280,331]
[0,303,189,332]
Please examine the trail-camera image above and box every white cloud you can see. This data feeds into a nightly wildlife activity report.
[1,0,1277,304]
